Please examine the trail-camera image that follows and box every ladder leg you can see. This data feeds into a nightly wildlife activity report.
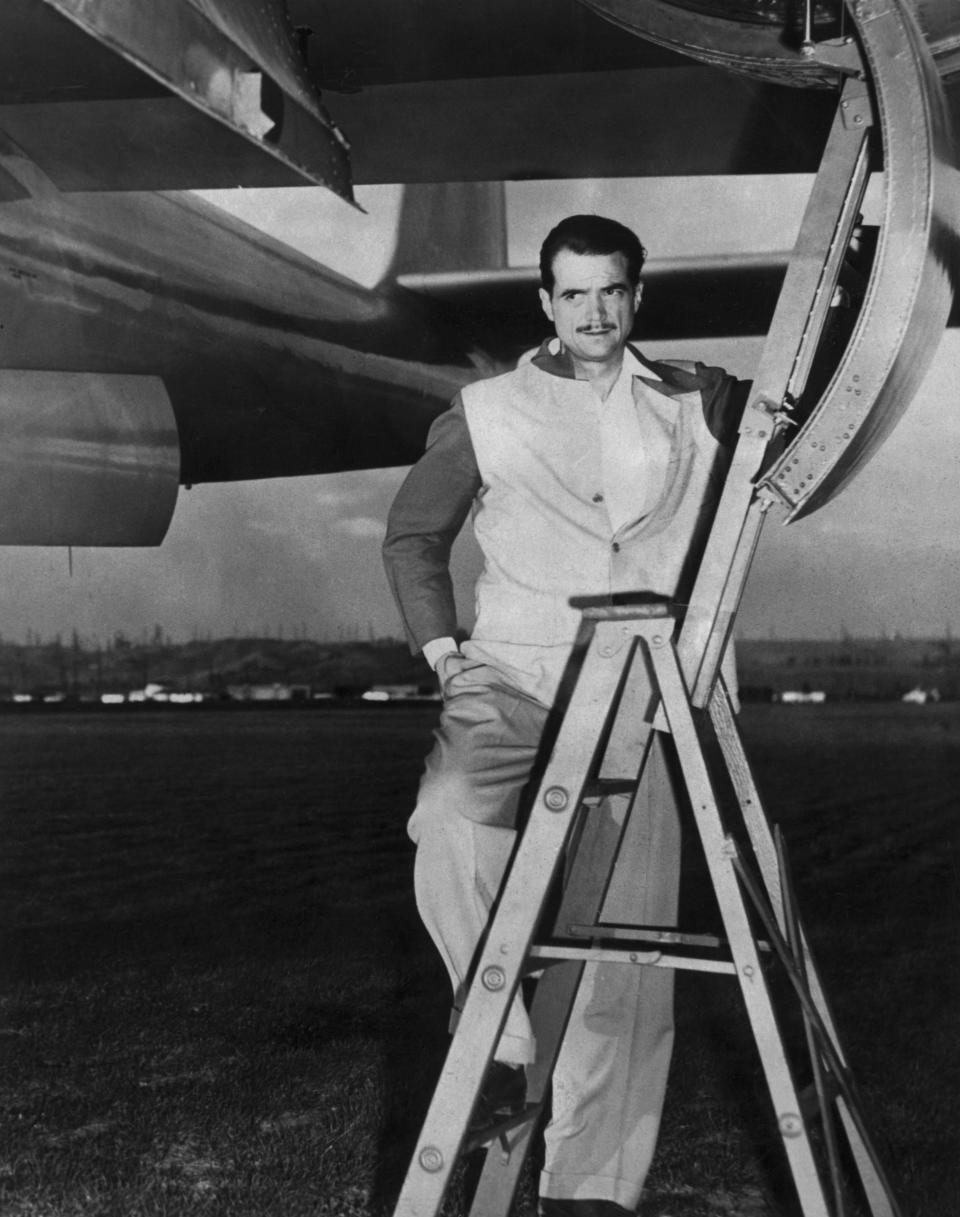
[393,624,635,1217]
[709,683,902,1217]
[468,654,684,1217]
[468,805,625,1217]
[645,626,833,1217]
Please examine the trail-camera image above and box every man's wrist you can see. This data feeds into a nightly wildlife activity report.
[423,637,460,671]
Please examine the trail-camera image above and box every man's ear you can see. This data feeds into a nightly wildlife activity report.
[634,282,643,310]
[539,287,555,324]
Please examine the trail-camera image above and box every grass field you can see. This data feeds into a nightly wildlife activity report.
[0,703,956,1216]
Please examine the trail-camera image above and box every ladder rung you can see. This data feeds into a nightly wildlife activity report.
[566,923,771,955]
[529,942,738,975]
[567,923,725,949]
[581,778,636,806]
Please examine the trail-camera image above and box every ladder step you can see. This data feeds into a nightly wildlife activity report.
[580,777,636,806]
[529,942,738,975]
[565,923,771,955]
[567,923,725,949]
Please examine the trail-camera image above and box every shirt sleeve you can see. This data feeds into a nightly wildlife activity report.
[382,394,482,653]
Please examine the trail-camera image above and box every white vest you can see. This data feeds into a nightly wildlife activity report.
[462,350,726,646]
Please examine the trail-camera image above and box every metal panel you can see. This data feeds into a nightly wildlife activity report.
[39,0,351,198]
[324,66,835,183]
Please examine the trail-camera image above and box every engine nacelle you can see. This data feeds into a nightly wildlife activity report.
[0,370,179,545]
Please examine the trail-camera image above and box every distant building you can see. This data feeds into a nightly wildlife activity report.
[902,686,940,705]
[362,683,439,702]
[778,690,827,705]
[129,682,169,703]
[227,682,295,702]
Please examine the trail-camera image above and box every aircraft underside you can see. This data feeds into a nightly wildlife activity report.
[0,0,956,543]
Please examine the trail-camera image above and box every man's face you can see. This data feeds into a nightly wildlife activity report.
[539,249,641,373]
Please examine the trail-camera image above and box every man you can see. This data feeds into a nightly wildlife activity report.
[383,215,746,1217]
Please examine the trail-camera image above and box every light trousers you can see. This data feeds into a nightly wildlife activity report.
[407,654,682,1208]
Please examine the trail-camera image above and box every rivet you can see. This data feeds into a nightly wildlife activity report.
[482,966,506,991]
[544,786,569,811]
[779,1113,803,1138]
[419,1146,444,1172]
[742,964,755,979]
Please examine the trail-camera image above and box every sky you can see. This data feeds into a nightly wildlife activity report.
[0,176,957,645]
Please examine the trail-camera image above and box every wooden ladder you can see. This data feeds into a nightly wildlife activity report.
[395,74,902,1217]
[392,599,901,1217]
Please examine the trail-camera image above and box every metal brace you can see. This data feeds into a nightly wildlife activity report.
[740,396,795,444]
[839,80,874,131]
[803,35,864,79]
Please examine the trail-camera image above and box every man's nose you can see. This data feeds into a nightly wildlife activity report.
[586,293,608,324]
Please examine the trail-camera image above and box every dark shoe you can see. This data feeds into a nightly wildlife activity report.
[539,1201,634,1217]
[469,1061,526,1131]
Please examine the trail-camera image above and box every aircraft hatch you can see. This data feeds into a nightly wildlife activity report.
[583,0,959,518]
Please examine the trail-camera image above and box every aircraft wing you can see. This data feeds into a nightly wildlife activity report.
[0,0,352,197]
[398,255,796,364]
[0,0,958,545]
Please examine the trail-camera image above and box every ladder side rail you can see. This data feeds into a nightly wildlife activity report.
[709,677,858,1066]
[708,678,785,928]
[468,769,648,1217]
[679,78,873,708]
[394,619,641,1217]
[645,624,833,1217]
[776,832,903,1217]
[779,832,848,1217]
[731,850,903,1217]
[709,667,854,1068]
[709,678,901,1217]
[471,627,686,1216]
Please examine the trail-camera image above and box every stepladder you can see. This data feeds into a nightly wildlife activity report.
[393,70,910,1217]
[392,600,903,1217]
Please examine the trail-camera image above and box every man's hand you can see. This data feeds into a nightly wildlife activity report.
[434,650,493,700]
[435,649,469,696]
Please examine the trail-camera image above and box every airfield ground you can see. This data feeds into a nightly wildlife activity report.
[0,704,956,1216]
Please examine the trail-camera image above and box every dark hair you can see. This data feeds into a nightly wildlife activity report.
[539,215,647,295]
